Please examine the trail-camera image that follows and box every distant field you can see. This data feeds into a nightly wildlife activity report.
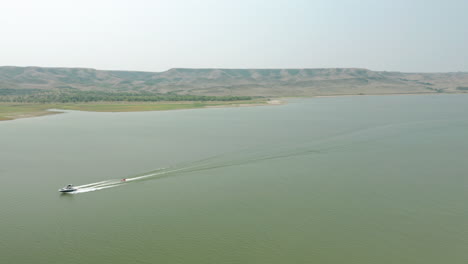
[0,100,267,121]
[0,104,59,120]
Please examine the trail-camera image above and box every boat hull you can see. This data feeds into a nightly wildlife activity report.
[58,188,77,193]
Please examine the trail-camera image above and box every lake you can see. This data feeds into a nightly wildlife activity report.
[0,95,467,264]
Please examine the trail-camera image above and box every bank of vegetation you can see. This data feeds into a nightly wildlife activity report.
[0,89,253,103]
[0,89,266,121]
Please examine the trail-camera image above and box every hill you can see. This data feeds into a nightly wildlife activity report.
[1,66,468,96]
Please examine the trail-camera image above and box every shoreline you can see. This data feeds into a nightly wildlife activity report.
[1,92,466,122]
[0,99,284,122]
[311,91,467,98]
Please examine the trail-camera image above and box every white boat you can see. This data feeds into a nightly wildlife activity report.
[59,184,77,193]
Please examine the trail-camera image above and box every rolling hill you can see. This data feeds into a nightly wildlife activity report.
[1,66,468,96]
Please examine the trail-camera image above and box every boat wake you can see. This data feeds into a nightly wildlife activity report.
[66,166,200,194]
[72,180,123,194]
[64,119,447,195]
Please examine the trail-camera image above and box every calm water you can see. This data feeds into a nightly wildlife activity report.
[0,95,467,264]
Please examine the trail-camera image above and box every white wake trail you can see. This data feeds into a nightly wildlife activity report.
[75,180,115,188]
[65,159,229,194]
[124,167,187,182]
[66,167,187,194]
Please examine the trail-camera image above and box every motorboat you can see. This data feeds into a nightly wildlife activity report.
[59,184,77,193]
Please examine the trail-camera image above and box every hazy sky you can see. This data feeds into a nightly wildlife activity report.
[1,0,467,72]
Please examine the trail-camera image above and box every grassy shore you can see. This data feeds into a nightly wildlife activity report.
[0,100,269,121]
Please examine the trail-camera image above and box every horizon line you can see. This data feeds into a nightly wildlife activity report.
[1,65,467,74]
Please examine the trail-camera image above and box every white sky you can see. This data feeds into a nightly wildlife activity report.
[0,0,467,72]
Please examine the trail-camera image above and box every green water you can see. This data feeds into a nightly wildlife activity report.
[0,95,467,264]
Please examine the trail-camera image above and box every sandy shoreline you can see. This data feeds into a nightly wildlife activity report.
[0,99,286,122]
[2,92,465,122]
[204,99,285,109]
[311,91,464,98]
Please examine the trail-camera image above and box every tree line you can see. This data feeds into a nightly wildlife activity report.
[0,90,253,103]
